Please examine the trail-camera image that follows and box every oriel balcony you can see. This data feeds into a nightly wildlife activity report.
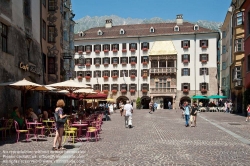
[149,67,176,74]
[150,88,176,94]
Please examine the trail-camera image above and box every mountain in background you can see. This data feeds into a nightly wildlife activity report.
[74,15,222,33]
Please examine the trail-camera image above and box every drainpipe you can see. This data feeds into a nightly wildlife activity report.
[194,33,197,96]
[138,37,141,99]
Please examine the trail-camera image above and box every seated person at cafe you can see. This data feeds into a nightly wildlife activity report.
[26,107,38,121]
[43,110,48,120]
[11,106,24,127]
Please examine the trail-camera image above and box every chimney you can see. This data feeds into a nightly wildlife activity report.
[176,14,183,25]
[105,19,112,28]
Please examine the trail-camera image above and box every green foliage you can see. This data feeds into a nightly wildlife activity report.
[136,97,141,109]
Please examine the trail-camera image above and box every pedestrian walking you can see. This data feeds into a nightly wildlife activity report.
[52,99,67,150]
[168,101,172,109]
[245,104,250,122]
[149,101,153,114]
[190,103,198,127]
[183,101,191,127]
[224,101,228,113]
[154,102,157,111]
[123,100,133,128]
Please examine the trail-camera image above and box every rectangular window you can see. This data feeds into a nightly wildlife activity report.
[85,45,92,52]
[235,12,243,26]
[182,68,190,76]
[222,62,226,70]
[103,71,109,77]
[235,66,241,79]
[142,70,148,76]
[122,43,126,50]
[222,78,226,86]
[103,44,110,51]
[48,57,55,74]
[181,40,190,48]
[142,56,148,63]
[1,23,8,53]
[200,83,208,90]
[129,43,137,50]
[121,57,128,64]
[112,70,118,76]
[48,26,55,43]
[42,0,46,7]
[235,38,243,52]
[159,60,166,67]
[141,42,149,50]
[200,40,208,48]
[48,0,56,11]
[200,54,209,62]
[167,81,170,87]
[95,58,101,65]
[222,31,226,38]
[24,0,31,18]
[112,44,119,50]
[222,45,226,54]
[94,45,101,52]
[182,54,190,62]
[42,20,46,40]
[130,57,136,63]
[200,68,209,75]
[103,84,109,90]
[182,83,189,90]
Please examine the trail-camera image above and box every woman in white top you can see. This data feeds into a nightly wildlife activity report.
[109,103,114,114]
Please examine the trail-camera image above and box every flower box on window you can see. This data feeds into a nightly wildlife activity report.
[142,61,148,65]
[78,51,83,54]
[183,89,189,93]
[142,75,148,78]
[103,76,109,79]
[85,76,91,79]
[95,63,100,66]
[142,48,148,51]
[201,45,208,49]
[130,62,136,65]
[142,89,148,93]
[104,50,109,53]
[112,49,118,52]
[201,89,207,93]
[122,49,127,52]
[130,89,135,93]
[201,59,207,63]
[104,63,109,66]
[121,89,127,93]
[103,90,109,93]
[183,46,189,49]
[112,75,118,79]
[112,63,117,66]
[112,89,117,93]
[77,76,82,79]
[122,62,127,65]
[86,50,91,53]
[85,63,91,67]
[130,75,136,78]
[95,90,100,93]
[95,50,100,53]
[130,49,136,52]
[183,59,189,63]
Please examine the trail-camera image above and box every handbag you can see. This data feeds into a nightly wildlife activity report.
[53,112,67,124]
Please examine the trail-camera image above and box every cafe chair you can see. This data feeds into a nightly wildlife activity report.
[86,127,98,142]
[14,121,29,142]
[4,119,14,137]
[63,122,77,144]
[25,119,33,135]
[35,125,45,141]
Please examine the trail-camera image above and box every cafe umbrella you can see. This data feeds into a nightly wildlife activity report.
[46,79,92,114]
[0,78,52,114]
[191,95,208,99]
[208,95,227,99]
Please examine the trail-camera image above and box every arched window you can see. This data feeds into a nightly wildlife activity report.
[120,29,125,35]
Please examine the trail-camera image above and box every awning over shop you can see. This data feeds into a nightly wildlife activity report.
[149,41,177,55]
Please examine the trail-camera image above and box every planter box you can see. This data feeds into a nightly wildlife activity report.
[104,50,109,53]
[130,89,135,93]
[78,51,83,54]
[86,50,91,53]
[183,89,189,93]
[201,89,207,93]
[130,49,136,52]
[95,63,100,66]
[103,90,109,93]
[142,48,148,51]
[142,62,148,65]
[103,63,109,66]
[201,46,208,49]
[85,76,91,79]
[122,63,127,65]
[85,63,91,67]
[130,75,136,78]
[112,89,117,93]
[201,60,207,63]
[95,50,100,53]
[103,76,109,79]
[183,46,189,49]
[142,75,148,78]
[142,89,148,93]
[183,60,189,63]
[122,49,127,52]
[112,75,118,79]
[112,63,117,66]
[112,49,118,52]
[77,76,82,79]
[130,62,136,65]
[121,89,127,93]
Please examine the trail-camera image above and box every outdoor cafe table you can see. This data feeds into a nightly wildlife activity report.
[26,122,43,140]
[71,123,88,141]
[42,120,55,135]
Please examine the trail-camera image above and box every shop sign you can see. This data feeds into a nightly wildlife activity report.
[19,62,41,75]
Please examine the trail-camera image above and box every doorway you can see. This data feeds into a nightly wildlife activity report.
[141,96,151,109]
[163,96,173,109]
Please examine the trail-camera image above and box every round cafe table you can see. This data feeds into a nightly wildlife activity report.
[71,123,88,141]
[42,120,55,135]
[26,122,43,141]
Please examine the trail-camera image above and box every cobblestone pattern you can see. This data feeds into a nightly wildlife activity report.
[1,110,250,165]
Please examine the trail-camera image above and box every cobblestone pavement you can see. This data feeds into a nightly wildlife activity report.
[1,109,250,166]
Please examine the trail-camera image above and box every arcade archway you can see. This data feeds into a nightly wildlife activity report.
[141,96,151,109]
[116,96,129,105]
[180,96,191,107]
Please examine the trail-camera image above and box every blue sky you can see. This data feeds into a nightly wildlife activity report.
[71,0,231,22]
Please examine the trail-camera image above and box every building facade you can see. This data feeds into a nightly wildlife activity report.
[0,0,42,116]
[74,15,220,109]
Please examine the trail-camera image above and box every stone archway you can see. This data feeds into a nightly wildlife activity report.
[116,96,129,105]
[141,96,151,109]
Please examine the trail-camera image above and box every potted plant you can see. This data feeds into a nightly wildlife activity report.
[95,50,100,53]
[85,63,91,67]
[85,76,91,79]
[183,46,189,49]
[130,48,136,52]
[121,89,127,93]
[136,97,141,109]
[130,89,135,93]
[201,89,207,93]
[130,62,136,65]
[112,75,118,79]
[103,76,109,79]
[112,49,118,52]
[183,89,189,93]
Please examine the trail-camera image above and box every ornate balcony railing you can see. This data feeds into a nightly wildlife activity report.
[149,67,176,74]
[150,88,176,94]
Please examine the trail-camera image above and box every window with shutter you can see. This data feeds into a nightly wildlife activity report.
[86,45,92,53]
[200,40,208,48]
